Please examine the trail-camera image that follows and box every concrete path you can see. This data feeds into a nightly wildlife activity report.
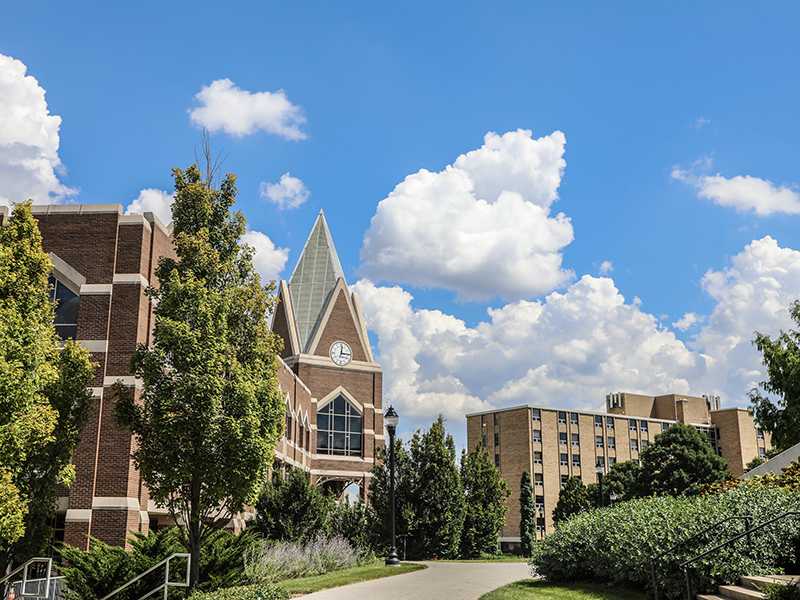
[298,561,531,600]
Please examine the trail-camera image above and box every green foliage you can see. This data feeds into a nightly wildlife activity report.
[189,584,290,600]
[745,457,767,472]
[459,442,510,558]
[704,459,800,495]
[638,422,731,496]
[750,301,800,454]
[0,201,95,564]
[552,477,590,525]
[757,581,800,600]
[519,471,536,558]
[530,484,800,600]
[329,498,376,552]
[255,469,332,543]
[367,438,414,554]
[408,415,465,559]
[114,163,284,587]
[602,460,644,502]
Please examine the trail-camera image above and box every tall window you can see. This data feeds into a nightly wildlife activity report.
[316,395,362,456]
[49,276,79,339]
[531,408,541,422]
[558,411,567,424]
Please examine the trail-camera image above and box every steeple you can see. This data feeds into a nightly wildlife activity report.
[288,210,346,352]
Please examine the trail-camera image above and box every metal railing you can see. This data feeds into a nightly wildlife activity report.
[680,511,800,600]
[649,516,752,600]
[98,553,190,600]
[1,558,55,600]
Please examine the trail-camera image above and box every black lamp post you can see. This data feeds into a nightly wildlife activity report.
[384,405,400,566]
[595,460,605,508]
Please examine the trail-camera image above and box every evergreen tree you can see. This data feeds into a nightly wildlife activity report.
[552,476,590,525]
[459,441,509,558]
[0,201,94,566]
[255,468,331,542]
[329,497,375,551]
[638,422,731,496]
[408,415,464,559]
[519,470,536,557]
[114,163,284,588]
[367,438,414,555]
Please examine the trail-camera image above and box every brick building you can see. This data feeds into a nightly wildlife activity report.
[0,204,383,550]
[466,392,769,549]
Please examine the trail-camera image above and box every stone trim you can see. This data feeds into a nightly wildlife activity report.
[80,284,113,295]
[281,354,382,374]
[113,274,149,286]
[147,500,170,515]
[317,386,363,415]
[119,214,153,232]
[310,454,375,464]
[79,340,108,353]
[310,469,374,478]
[57,497,69,511]
[49,253,86,295]
[104,376,143,390]
[32,204,123,215]
[93,497,141,510]
[90,387,104,398]
[65,509,92,523]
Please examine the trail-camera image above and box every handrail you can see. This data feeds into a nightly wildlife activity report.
[680,511,800,600]
[649,516,752,600]
[0,558,53,600]
[98,553,190,600]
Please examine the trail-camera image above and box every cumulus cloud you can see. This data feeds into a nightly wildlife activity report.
[0,54,77,208]
[599,261,613,275]
[188,79,306,140]
[259,172,309,209]
[125,188,174,225]
[360,130,574,301]
[673,161,800,216]
[673,312,705,332]
[241,230,290,283]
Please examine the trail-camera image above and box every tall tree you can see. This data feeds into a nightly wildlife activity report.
[114,163,284,588]
[408,415,464,559]
[519,470,536,558]
[552,476,590,525]
[0,201,94,567]
[750,300,800,453]
[638,422,731,496]
[367,438,415,554]
[602,460,644,502]
[459,442,510,558]
[254,468,331,542]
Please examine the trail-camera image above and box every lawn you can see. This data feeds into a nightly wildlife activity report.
[479,580,648,600]
[277,562,425,595]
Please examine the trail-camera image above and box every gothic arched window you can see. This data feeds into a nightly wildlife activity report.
[48,276,79,340]
[316,395,362,456]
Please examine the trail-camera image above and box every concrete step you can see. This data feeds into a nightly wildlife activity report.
[697,595,727,600]
[717,585,765,600]
[742,575,799,590]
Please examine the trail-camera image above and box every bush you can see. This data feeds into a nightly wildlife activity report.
[529,484,800,600]
[188,583,289,600]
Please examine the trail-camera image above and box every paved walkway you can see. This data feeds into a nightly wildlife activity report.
[299,561,531,600]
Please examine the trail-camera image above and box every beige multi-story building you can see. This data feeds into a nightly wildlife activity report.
[466,392,769,550]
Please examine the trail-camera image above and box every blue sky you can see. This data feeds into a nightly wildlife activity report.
[3,2,800,449]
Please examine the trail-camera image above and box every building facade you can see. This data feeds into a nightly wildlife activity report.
[466,392,769,549]
[0,204,383,550]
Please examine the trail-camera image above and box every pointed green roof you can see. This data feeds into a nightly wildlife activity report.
[288,210,346,352]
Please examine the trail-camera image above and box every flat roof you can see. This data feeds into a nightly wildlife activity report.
[465,403,677,424]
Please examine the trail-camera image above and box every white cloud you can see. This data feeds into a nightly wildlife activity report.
[673,312,705,331]
[241,230,289,283]
[690,117,710,130]
[0,54,77,208]
[360,130,574,301]
[259,172,309,210]
[599,260,613,275]
[125,188,174,225]
[672,161,800,216]
[188,79,306,140]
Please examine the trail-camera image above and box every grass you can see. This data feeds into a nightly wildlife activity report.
[479,580,648,600]
[276,561,425,595]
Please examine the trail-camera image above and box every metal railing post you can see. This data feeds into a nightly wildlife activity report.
[651,560,659,600]
[685,565,694,600]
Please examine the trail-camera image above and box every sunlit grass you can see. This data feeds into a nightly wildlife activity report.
[277,561,425,595]
[479,580,648,600]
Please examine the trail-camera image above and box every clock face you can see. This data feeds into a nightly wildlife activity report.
[330,341,352,366]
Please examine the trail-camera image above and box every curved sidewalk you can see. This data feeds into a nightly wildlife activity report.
[299,561,531,600]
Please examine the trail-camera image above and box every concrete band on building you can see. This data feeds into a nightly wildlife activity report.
[466,392,770,552]
[0,205,383,550]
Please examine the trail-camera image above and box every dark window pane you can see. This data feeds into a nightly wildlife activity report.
[350,434,362,453]
[54,281,79,325]
[334,415,346,432]
[317,414,329,431]
[333,396,346,414]
[55,325,77,340]
[350,416,362,432]
[333,432,346,449]
[317,433,329,450]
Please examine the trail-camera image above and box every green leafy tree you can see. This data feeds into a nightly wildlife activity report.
[0,201,94,566]
[552,476,590,525]
[408,415,465,559]
[602,459,644,502]
[638,422,731,496]
[255,468,332,542]
[750,301,800,453]
[114,163,284,588]
[329,497,375,551]
[519,470,536,557]
[459,441,509,558]
[367,439,415,554]
[744,456,766,473]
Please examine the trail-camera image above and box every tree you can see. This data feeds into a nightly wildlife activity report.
[255,468,331,542]
[552,476,590,525]
[602,459,644,502]
[459,442,510,558]
[367,438,415,555]
[638,422,731,496]
[114,163,285,588]
[750,301,800,454]
[744,456,766,473]
[519,470,536,557]
[408,415,465,559]
[329,497,375,551]
[0,201,94,567]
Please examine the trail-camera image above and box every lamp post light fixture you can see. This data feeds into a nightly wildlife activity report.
[595,460,606,508]
[384,405,401,567]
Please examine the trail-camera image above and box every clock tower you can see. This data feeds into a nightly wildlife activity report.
[271,211,384,497]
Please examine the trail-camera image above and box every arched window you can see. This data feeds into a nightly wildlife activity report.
[316,395,362,456]
[48,276,79,340]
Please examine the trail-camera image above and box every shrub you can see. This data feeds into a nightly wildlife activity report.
[529,484,800,600]
[189,583,289,600]
[757,580,800,600]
